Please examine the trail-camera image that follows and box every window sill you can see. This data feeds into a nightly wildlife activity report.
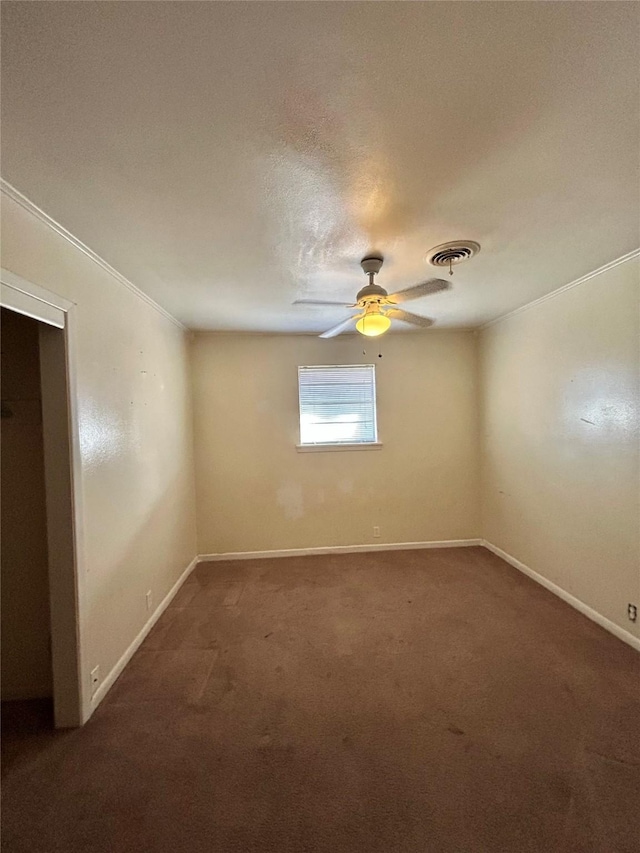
[296,442,383,453]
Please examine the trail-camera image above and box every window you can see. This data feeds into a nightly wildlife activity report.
[298,365,379,448]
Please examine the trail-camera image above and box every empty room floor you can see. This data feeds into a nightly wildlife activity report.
[2,547,639,853]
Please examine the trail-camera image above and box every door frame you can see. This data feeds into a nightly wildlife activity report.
[1,268,89,726]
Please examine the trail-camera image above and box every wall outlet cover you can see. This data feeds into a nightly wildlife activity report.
[90,665,100,696]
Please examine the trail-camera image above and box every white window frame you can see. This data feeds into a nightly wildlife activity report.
[296,364,383,453]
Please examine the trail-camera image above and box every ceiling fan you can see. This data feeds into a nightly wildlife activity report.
[294,255,450,338]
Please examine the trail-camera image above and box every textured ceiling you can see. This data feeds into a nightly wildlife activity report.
[1,2,638,332]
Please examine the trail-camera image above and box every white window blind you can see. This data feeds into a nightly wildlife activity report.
[298,365,378,445]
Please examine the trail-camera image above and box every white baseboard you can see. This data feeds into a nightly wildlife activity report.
[482,540,640,652]
[89,555,199,713]
[198,539,482,563]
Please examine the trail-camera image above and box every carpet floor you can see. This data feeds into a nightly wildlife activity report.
[2,546,639,852]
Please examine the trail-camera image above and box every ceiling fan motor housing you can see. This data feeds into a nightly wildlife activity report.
[356,282,389,303]
[358,254,387,303]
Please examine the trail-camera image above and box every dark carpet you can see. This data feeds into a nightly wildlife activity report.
[2,547,639,852]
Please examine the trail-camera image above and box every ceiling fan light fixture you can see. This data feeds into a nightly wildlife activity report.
[306,253,443,339]
[356,311,391,337]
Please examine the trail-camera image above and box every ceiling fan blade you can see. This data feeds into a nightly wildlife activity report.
[319,316,358,338]
[294,299,354,307]
[387,278,450,303]
[386,308,434,328]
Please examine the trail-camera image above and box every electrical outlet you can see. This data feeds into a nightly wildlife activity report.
[628,603,637,622]
[146,590,153,612]
[373,526,380,538]
[90,665,100,696]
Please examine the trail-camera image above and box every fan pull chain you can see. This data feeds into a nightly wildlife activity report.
[449,258,454,276]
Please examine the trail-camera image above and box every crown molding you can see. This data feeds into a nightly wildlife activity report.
[481,248,640,330]
[4,176,636,337]
[0,178,186,331]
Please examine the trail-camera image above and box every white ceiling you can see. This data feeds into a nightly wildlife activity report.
[2,2,638,332]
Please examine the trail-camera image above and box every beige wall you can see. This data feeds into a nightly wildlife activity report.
[1,309,52,699]
[480,258,640,640]
[1,194,198,711]
[192,331,480,554]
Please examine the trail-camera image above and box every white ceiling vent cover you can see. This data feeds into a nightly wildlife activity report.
[427,240,481,268]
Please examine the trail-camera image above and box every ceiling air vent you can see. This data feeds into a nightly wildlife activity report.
[426,240,480,270]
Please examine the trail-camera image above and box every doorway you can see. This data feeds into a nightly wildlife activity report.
[1,309,54,740]
[1,272,85,730]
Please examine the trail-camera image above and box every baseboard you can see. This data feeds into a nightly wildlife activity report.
[198,539,482,562]
[482,540,640,652]
[89,555,199,713]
